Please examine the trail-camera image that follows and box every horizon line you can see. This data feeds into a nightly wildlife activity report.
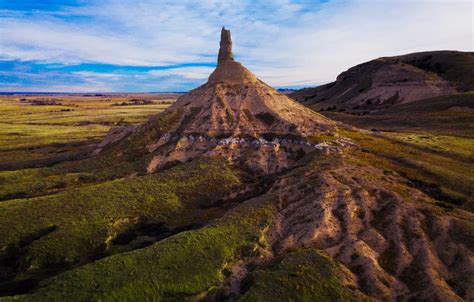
[0,87,303,95]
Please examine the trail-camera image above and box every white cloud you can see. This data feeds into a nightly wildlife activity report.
[73,71,126,80]
[0,82,112,93]
[148,67,215,79]
[246,0,473,86]
[0,0,472,90]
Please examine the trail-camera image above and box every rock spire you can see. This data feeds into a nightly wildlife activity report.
[217,27,233,63]
[208,27,257,84]
[96,26,336,175]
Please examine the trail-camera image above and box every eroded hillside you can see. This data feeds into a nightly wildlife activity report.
[290,51,473,114]
[0,29,472,301]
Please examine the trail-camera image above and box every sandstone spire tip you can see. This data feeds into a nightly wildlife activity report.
[218,26,233,63]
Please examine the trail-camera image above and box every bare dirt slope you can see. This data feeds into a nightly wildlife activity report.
[264,152,473,301]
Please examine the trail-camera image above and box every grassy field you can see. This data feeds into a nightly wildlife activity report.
[0,93,178,201]
[240,248,367,301]
[0,94,177,169]
[339,128,474,211]
[324,93,474,137]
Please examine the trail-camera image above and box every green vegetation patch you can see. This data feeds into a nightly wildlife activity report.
[308,130,339,144]
[0,97,170,152]
[391,133,474,159]
[0,168,92,201]
[7,194,276,301]
[341,129,474,211]
[0,157,241,288]
[0,96,174,172]
[240,248,367,302]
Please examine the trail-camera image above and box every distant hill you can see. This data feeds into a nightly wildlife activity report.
[322,92,474,137]
[276,88,297,94]
[290,51,474,114]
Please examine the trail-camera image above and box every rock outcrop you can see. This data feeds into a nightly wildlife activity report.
[92,125,138,155]
[115,27,337,174]
[209,27,256,84]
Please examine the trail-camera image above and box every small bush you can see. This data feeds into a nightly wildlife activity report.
[255,112,276,126]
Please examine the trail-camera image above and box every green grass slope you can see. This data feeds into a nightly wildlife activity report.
[0,158,241,295]
[2,194,276,301]
[340,128,474,211]
[240,248,367,302]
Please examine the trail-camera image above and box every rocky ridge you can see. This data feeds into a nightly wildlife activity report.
[290,51,474,113]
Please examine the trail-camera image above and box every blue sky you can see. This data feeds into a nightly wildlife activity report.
[0,0,472,92]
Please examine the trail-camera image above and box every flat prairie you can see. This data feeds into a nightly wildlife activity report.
[0,93,178,170]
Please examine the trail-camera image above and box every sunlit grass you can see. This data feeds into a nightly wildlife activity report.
[0,158,242,293]
[388,132,474,158]
[0,97,172,151]
[341,129,474,210]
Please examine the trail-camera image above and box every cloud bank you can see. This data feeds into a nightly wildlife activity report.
[0,0,472,92]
